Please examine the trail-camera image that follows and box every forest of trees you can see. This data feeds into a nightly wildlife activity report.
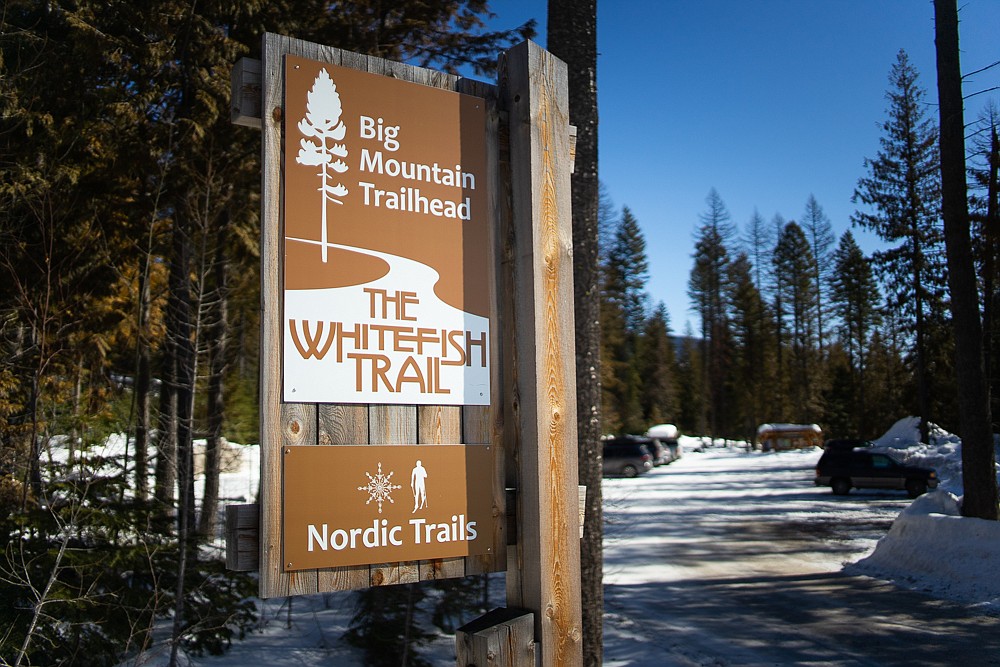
[0,2,534,665]
[599,50,1000,450]
[1,0,997,664]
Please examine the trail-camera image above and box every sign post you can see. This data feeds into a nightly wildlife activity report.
[492,40,583,666]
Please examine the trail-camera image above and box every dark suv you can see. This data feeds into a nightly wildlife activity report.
[602,436,654,478]
[815,447,938,498]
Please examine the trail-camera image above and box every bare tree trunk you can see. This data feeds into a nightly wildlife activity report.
[934,0,998,520]
[134,254,153,503]
[913,237,931,445]
[199,214,229,539]
[167,208,199,666]
[153,357,177,512]
[547,2,602,664]
[984,125,999,428]
[173,223,198,539]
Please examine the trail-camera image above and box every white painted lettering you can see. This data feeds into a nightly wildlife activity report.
[410,518,427,544]
[307,524,328,552]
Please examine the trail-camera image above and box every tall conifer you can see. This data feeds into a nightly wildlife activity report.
[831,231,881,434]
[689,189,735,437]
[852,50,945,444]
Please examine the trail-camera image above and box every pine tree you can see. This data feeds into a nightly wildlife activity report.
[688,189,736,437]
[830,231,881,435]
[602,207,649,433]
[0,1,539,663]
[773,221,819,419]
[636,303,678,425]
[800,195,835,353]
[727,252,775,440]
[742,208,773,292]
[852,49,946,444]
[674,323,705,435]
[768,213,790,410]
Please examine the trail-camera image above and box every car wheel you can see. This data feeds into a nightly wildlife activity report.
[622,464,638,478]
[831,478,852,496]
[906,479,927,499]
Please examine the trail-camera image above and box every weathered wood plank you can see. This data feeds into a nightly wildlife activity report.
[461,75,508,578]
[500,40,583,664]
[369,404,420,586]
[456,608,536,667]
[280,403,319,595]
[317,404,370,591]
[225,504,260,571]
[318,404,368,446]
[259,32,288,600]
[418,405,466,581]
[231,57,262,128]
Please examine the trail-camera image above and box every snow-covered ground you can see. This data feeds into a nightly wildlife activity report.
[101,416,1000,664]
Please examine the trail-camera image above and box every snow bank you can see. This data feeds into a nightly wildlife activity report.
[872,415,963,450]
[848,489,1000,607]
[645,423,679,440]
[868,416,995,494]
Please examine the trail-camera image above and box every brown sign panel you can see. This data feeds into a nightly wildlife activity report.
[282,54,491,406]
[282,444,494,570]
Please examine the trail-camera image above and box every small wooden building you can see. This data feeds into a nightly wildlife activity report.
[756,423,823,451]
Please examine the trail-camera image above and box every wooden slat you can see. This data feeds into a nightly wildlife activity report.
[417,405,465,581]
[456,608,536,667]
[500,40,583,664]
[281,404,318,595]
[225,504,260,571]
[259,31,287,600]
[317,404,370,591]
[230,57,262,128]
[461,75,509,578]
[368,404,419,586]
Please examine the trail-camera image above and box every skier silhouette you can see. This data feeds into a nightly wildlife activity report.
[411,460,428,513]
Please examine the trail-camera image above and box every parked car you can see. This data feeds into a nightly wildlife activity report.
[602,436,654,478]
[815,447,938,498]
[823,438,873,451]
[644,438,670,466]
[646,423,682,462]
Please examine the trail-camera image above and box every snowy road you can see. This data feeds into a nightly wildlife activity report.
[602,447,1000,666]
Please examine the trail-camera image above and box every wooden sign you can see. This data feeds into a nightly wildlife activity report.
[282,444,494,569]
[247,36,584,665]
[282,55,491,406]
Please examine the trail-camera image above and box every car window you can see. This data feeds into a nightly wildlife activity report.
[871,454,894,469]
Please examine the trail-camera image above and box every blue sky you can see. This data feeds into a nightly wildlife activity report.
[488,0,1000,333]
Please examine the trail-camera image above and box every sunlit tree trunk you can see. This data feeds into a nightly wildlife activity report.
[547,1,602,663]
[934,0,998,520]
[199,213,229,539]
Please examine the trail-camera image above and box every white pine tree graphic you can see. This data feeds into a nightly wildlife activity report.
[296,68,348,263]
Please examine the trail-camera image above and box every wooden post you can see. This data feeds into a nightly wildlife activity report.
[499,40,583,665]
[456,608,536,666]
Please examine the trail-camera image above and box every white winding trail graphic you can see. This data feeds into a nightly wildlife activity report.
[283,236,490,405]
[286,236,446,299]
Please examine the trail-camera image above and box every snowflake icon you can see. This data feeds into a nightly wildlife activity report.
[358,462,402,514]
